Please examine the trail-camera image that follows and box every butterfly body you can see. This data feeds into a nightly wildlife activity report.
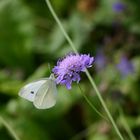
[19,74,57,109]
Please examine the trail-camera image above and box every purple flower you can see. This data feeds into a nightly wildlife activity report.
[112,2,126,13]
[117,56,134,77]
[52,53,94,89]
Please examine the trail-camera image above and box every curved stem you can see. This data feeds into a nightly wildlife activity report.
[78,84,108,121]
[45,0,124,140]
[0,116,20,140]
[45,0,78,54]
[84,70,124,140]
[118,106,136,140]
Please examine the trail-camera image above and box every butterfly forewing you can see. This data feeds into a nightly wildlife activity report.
[33,79,57,109]
[19,80,47,102]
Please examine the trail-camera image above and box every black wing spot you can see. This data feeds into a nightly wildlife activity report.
[30,91,34,94]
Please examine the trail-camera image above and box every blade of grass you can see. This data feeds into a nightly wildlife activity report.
[118,107,136,140]
[78,84,108,121]
[0,116,20,140]
[45,0,124,140]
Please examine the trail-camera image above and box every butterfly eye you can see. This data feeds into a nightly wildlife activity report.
[30,91,34,94]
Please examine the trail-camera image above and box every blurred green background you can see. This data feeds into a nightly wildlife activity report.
[0,0,140,139]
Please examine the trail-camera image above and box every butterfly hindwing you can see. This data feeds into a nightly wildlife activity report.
[33,79,57,109]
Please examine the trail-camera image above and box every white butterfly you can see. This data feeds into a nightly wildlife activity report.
[19,74,57,109]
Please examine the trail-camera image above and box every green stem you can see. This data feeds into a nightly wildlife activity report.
[45,0,124,140]
[45,0,78,54]
[0,116,20,140]
[78,84,108,121]
[120,116,136,140]
[118,107,136,140]
[84,70,124,140]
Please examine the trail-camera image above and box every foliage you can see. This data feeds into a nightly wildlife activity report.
[0,0,140,140]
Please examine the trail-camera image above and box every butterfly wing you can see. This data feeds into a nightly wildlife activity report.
[33,79,57,109]
[19,80,47,102]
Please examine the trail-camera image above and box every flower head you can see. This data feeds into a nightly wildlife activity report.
[52,53,94,89]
